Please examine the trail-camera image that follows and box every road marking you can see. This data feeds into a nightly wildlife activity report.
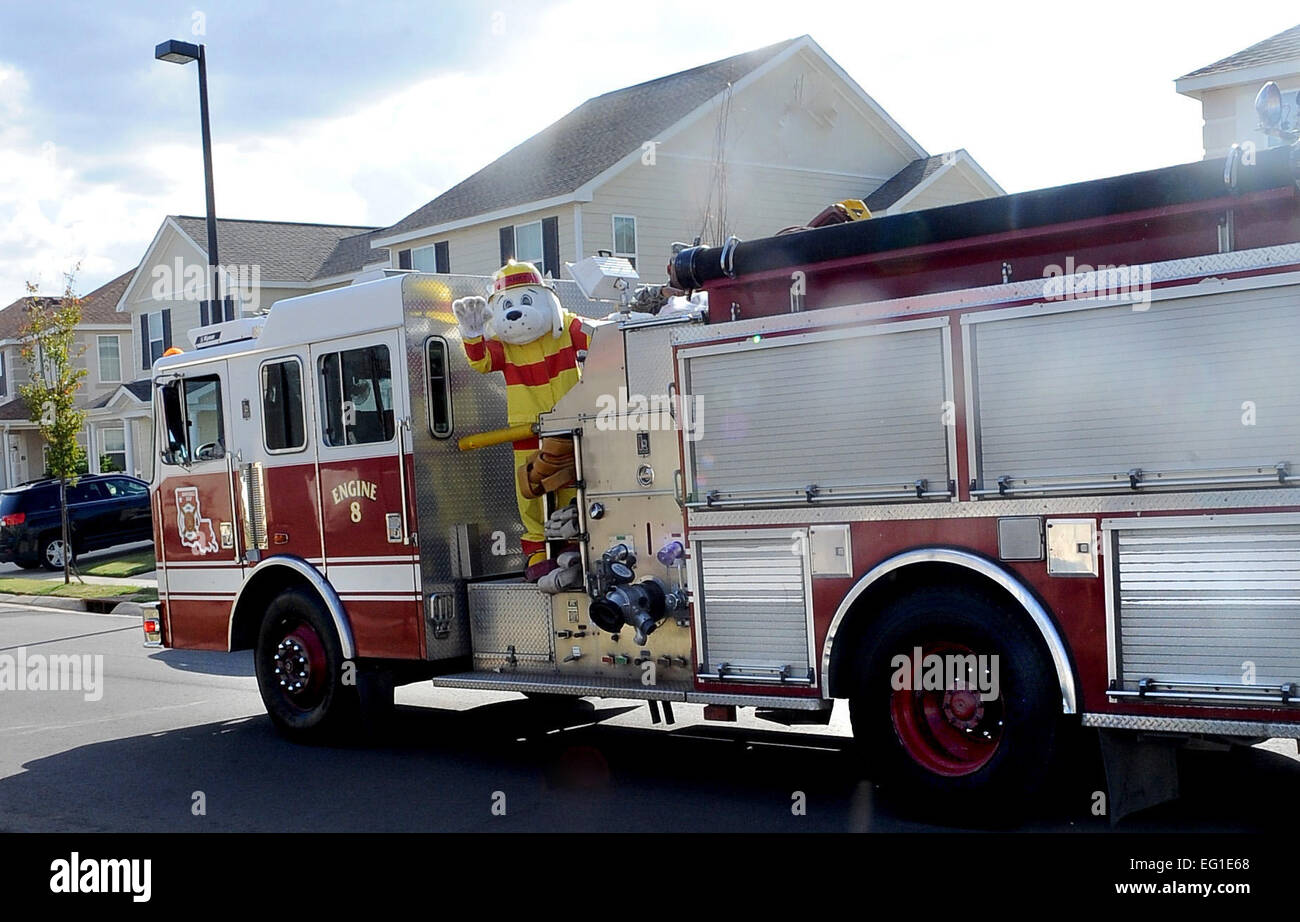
[0,625,139,652]
[0,700,217,735]
[0,602,140,618]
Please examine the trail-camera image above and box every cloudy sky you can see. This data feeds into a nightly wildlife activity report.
[1,0,1296,299]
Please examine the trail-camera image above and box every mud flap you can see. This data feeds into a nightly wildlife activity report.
[1097,729,1180,824]
[357,667,395,734]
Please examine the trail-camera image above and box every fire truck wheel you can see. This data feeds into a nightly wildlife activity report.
[255,588,360,741]
[849,586,1058,820]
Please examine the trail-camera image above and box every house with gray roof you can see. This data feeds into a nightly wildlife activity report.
[114,215,386,383]
[1177,23,1300,159]
[99,215,387,482]
[0,270,135,488]
[373,35,1001,281]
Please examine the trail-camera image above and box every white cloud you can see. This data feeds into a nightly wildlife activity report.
[2,0,1297,303]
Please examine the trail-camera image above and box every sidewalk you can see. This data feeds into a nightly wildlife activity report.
[0,540,157,590]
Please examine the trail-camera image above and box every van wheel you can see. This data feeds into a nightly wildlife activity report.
[848,586,1059,821]
[255,588,361,741]
[41,535,72,570]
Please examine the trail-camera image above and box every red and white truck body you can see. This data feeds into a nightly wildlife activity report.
[144,141,1300,808]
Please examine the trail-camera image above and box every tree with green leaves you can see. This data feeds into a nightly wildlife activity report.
[19,268,87,584]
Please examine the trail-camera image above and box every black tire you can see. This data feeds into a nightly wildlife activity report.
[848,585,1059,821]
[254,588,361,741]
[39,534,73,570]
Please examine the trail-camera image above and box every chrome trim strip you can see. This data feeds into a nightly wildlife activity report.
[819,547,1078,714]
[226,555,355,659]
[1081,712,1300,738]
[427,672,830,709]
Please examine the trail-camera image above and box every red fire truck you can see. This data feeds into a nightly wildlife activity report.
[143,118,1300,816]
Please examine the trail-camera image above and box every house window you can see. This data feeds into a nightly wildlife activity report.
[97,335,122,383]
[261,357,306,453]
[143,310,170,369]
[613,215,638,268]
[410,242,451,274]
[100,427,126,472]
[514,221,544,270]
[317,345,394,447]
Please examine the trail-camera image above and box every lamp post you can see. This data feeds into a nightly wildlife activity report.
[155,39,221,315]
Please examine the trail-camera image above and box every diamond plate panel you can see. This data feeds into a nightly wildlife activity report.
[401,273,609,660]
[1081,712,1300,738]
[468,580,553,659]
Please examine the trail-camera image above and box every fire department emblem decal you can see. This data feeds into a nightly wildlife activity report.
[175,486,219,556]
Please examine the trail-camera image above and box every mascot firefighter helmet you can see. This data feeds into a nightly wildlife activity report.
[487,260,565,345]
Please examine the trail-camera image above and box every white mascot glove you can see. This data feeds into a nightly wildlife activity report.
[452,296,491,339]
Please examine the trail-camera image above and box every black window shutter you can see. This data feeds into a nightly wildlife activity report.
[499,226,515,264]
[397,248,412,270]
[542,217,559,277]
[199,301,210,327]
[139,315,150,369]
[434,241,450,274]
[223,296,236,322]
[162,310,173,350]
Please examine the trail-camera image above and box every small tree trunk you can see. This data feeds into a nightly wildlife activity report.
[59,475,70,585]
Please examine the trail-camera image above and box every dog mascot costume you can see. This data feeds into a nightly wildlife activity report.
[452,261,591,590]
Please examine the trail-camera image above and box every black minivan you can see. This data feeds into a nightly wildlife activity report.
[0,474,153,569]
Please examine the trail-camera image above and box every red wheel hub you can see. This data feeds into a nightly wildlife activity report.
[272,623,327,707]
[890,641,1002,777]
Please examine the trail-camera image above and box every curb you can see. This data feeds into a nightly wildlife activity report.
[0,591,150,615]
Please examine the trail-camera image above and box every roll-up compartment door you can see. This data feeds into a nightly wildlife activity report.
[970,284,1300,490]
[683,324,952,501]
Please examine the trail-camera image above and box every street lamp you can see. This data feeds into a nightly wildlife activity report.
[155,39,222,317]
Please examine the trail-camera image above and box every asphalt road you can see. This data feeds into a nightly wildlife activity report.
[3,599,1300,833]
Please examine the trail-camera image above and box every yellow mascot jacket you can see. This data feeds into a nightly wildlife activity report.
[462,314,590,451]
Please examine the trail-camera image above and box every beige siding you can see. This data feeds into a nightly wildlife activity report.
[666,46,918,176]
[391,205,576,279]
[898,164,993,212]
[585,155,880,282]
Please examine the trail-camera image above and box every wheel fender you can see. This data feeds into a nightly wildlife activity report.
[227,556,356,660]
[821,548,1078,714]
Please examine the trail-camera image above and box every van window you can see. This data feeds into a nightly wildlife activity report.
[262,358,306,452]
[160,375,226,465]
[425,337,453,438]
[318,345,394,447]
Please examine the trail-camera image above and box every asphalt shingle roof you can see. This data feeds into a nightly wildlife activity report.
[0,268,134,341]
[381,37,800,238]
[864,153,955,211]
[1180,24,1300,80]
[170,216,383,281]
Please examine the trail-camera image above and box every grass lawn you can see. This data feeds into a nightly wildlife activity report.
[79,548,157,578]
[0,577,157,602]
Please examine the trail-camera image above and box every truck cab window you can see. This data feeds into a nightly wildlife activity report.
[425,337,453,438]
[262,358,306,452]
[159,375,226,466]
[318,345,394,447]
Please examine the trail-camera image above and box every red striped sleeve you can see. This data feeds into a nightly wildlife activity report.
[569,315,588,351]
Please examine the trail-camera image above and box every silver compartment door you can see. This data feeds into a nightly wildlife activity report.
[968,283,1300,490]
[693,531,814,683]
[681,321,952,502]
